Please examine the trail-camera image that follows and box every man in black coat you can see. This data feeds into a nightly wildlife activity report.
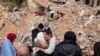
[32,23,44,42]
[53,31,82,56]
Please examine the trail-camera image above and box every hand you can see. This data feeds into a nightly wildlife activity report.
[38,48,44,52]
[33,47,39,51]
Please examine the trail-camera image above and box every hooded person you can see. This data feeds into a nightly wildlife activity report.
[53,31,82,56]
[93,42,100,56]
[1,33,17,56]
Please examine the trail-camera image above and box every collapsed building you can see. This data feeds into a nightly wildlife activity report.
[76,0,100,7]
[0,0,100,56]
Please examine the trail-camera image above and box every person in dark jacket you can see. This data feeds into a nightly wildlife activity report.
[0,46,1,56]
[93,42,100,56]
[32,23,44,42]
[53,31,82,56]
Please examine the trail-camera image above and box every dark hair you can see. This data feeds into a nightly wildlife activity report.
[27,46,33,55]
[38,23,44,29]
[93,42,100,56]
[64,31,76,42]
[43,28,52,37]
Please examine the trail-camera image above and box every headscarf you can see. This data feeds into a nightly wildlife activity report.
[7,33,16,42]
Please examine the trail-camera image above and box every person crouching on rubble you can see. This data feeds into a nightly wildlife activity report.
[1,33,17,56]
[33,28,59,56]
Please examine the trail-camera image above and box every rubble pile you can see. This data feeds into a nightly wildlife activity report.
[0,0,100,56]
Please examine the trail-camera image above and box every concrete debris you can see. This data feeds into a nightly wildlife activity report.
[84,15,96,27]
[20,32,32,46]
[97,15,100,19]
[0,0,100,56]
[7,12,23,26]
[27,0,45,13]
[0,19,5,30]
[12,7,19,12]
[79,10,85,17]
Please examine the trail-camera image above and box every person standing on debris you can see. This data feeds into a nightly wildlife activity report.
[53,31,82,56]
[34,28,56,56]
[32,23,44,43]
[1,33,17,56]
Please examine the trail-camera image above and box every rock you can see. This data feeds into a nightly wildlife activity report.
[97,24,100,30]
[35,0,49,8]
[12,7,19,12]
[14,20,20,26]
[7,12,23,26]
[27,0,45,13]
[79,10,85,17]
[84,15,96,27]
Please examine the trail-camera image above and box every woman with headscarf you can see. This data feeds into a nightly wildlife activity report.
[1,33,17,56]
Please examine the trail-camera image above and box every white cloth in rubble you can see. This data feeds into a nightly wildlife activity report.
[34,32,46,43]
